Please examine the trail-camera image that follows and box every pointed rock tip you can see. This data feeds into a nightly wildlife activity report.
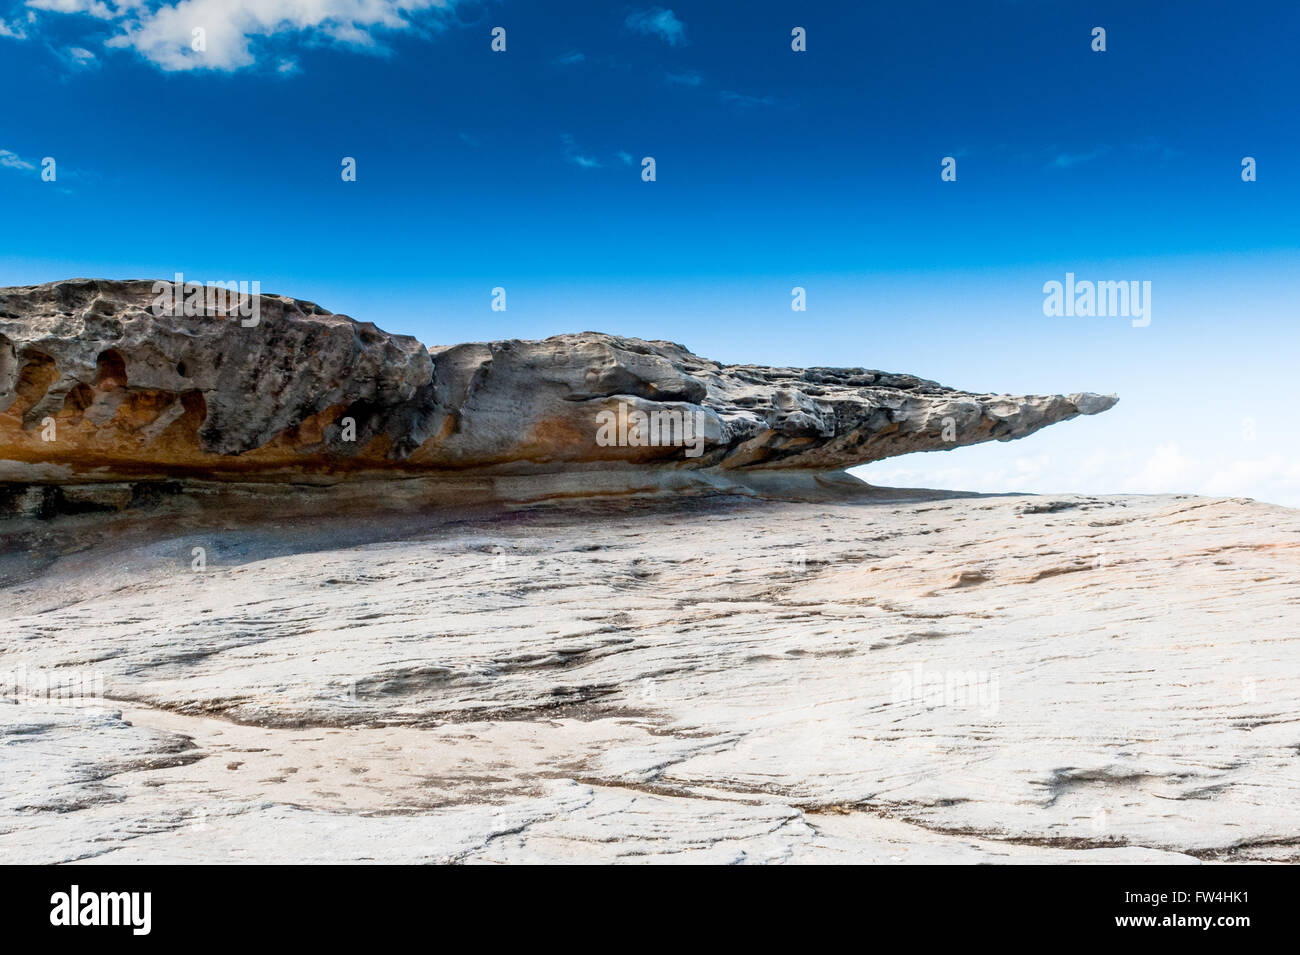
[1070,393,1119,415]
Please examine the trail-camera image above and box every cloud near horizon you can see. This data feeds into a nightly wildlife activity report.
[861,441,1300,510]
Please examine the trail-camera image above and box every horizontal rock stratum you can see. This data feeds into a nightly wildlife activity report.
[0,278,1116,489]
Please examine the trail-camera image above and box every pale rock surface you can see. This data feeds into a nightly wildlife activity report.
[2,490,1296,864]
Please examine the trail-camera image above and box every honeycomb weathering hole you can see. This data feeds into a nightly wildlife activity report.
[95,349,127,387]
[15,353,57,404]
[63,383,94,415]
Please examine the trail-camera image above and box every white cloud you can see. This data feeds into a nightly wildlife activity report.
[553,49,584,66]
[63,45,98,67]
[27,0,122,18]
[0,18,30,39]
[865,453,1054,495]
[625,7,685,47]
[664,69,700,87]
[861,438,1300,510]
[1122,443,1300,505]
[1201,455,1300,497]
[1124,442,1199,493]
[23,0,463,71]
[0,149,37,171]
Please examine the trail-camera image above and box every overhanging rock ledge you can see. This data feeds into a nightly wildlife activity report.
[0,278,1116,506]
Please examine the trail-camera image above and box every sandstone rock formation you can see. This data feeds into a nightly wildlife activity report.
[2,279,1294,867]
[1,279,1115,507]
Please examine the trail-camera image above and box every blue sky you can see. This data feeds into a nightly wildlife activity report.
[1,1,1297,503]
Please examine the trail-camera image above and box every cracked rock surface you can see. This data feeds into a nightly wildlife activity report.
[2,490,1296,863]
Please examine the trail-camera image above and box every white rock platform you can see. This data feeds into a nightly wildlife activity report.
[2,488,1296,864]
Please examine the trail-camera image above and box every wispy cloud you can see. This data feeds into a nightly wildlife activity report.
[1133,137,1184,160]
[0,13,32,39]
[1049,146,1110,169]
[0,149,36,172]
[719,90,778,109]
[665,69,701,87]
[62,45,99,69]
[18,0,467,72]
[625,7,685,47]
[553,49,585,66]
[561,133,602,169]
[0,147,82,193]
[616,151,634,166]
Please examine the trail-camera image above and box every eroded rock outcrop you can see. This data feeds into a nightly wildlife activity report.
[1,278,1116,497]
